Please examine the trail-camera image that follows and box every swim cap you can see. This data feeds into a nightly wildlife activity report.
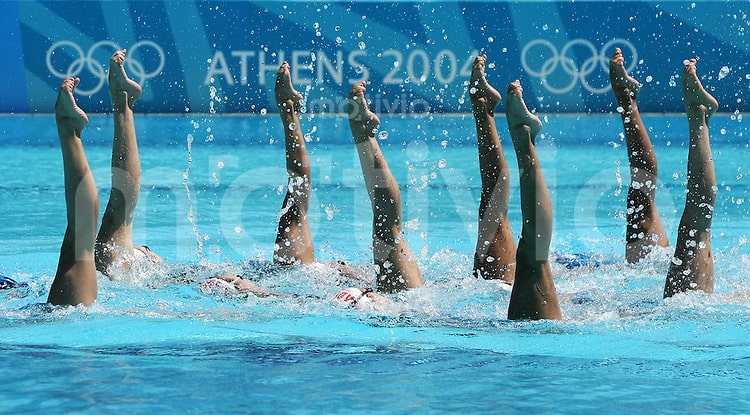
[553,253,603,269]
[0,275,27,290]
[333,287,373,307]
[199,277,239,297]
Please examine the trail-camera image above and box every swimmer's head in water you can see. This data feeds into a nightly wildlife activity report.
[332,287,392,309]
[134,245,163,264]
[199,277,240,298]
[333,288,373,307]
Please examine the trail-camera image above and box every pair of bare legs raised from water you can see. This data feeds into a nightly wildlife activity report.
[217,64,420,299]
[47,50,159,306]
[469,55,562,320]
[610,49,717,298]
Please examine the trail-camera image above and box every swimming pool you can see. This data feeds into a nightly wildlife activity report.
[1,113,749,413]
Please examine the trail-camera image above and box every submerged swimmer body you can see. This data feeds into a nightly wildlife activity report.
[199,274,389,311]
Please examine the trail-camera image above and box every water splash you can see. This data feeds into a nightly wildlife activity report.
[182,132,204,259]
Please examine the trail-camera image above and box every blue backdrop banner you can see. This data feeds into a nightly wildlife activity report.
[3,1,748,114]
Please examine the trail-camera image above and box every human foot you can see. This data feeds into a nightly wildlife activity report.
[347,82,381,141]
[55,77,88,135]
[609,48,641,103]
[682,58,718,120]
[108,49,142,109]
[275,61,303,111]
[506,80,542,140]
[469,54,502,114]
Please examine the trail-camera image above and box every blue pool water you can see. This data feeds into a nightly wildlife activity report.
[1,113,750,413]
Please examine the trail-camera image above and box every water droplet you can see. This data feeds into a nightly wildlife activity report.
[718,65,730,80]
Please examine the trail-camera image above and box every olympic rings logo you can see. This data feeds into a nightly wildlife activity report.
[521,38,637,94]
[46,40,165,95]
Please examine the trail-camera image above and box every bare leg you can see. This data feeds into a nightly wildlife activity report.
[48,78,99,306]
[469,55,516,283]
[609,48,669,263]
[347,82,423,292]
[505,81,561,320]
[664,59,718,298]
[95,49,149,276]
[273,62,315,265]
